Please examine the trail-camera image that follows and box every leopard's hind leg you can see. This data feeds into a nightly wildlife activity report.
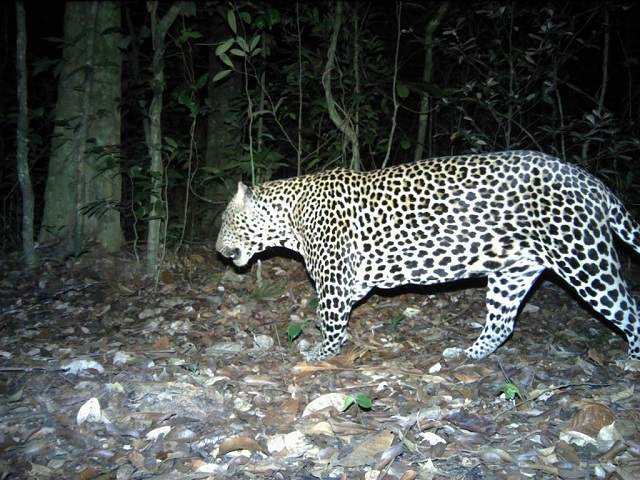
[551,236,640,359]
[465,259,544,359]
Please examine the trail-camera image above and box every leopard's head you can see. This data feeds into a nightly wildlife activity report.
[216,182,264,267]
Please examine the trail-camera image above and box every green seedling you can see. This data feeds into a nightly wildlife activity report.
[498,382,523,400]
[287,324,303,347]
[343,394,373,411]
[391,315,404,330]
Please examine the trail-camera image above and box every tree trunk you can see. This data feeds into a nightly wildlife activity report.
[39,1,124,254]
[414,2,448,161]
[15,1,36,267]
[322,2,360,171]
[145,2,184,277]
[87,2,125,252]
[202,43,242,233]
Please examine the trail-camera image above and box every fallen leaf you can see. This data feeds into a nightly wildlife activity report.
[610,385,635,402]
[302,392,349,417]
[337,430,395,467]
[569,404,614,437]
[243,374,279,387]
[447,410,497,435]
[263,398,299,426]
[61,359,105,375]
[77,397,102,425]
[6,387,23,402]
[479,448,516,464]
[76,467,98,480]
[145,426,171,441]
[293,361,339,374]
[329,418,373,435]
[597,422,624,450]
[217,436,266,457]
[374,442,404,470]
[399,470,419,480]
[587,348,607,365]
[304,421,334,436]
[153,336,171,350]
[559,430,597,447]
[418,431,447,446]
[266,431,317,457]
[452,371,481,383]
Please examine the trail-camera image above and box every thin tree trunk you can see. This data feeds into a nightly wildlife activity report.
[322,2,360,170]
[72,3,98,256]
[203,14,241,232]
[15,1,36,267]
[296,2,303,176]
[352,4,360,171]
[145,2,184,277]
[381,3,402,169]
[414,2,448,161]
[597,7,609,113]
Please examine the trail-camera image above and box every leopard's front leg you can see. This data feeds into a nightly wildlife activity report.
[302,278,354,361]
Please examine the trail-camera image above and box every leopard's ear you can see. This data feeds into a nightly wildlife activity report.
[236,182,253,204]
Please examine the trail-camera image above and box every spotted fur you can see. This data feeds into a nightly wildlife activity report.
[216,151,640,361]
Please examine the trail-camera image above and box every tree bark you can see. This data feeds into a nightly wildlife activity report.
[145,2,184,277]
[322,2,360,171]
[39,1,124,254]
[414,2,448,161]
[88,2,125,252]
[203,13,241,232]
[15,1,36,267]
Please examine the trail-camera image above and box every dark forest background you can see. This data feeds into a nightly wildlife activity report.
[2,1,640,276]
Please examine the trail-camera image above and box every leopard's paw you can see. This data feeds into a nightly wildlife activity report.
[299,340,325,361]
[442,347,466,360]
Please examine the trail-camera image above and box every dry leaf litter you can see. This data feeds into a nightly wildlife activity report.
[0,246,638,479]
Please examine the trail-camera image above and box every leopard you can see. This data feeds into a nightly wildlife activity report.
[216,150,640,361]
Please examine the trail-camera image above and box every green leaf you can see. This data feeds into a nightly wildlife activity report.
[227,10,237,34]
[178,28,203,44]
[177,91,194,108]
[396,83,410,99]
[237,36,250,52]
[212,70,232,83]
[498,383,522,400]
[230,48,246,58]
[343,396,356,411]
[215,38,234,57]
[250,35,261,52]
[343,394,373,411]
[195,73,209,90]
[391,315,404,328]
[267,9,281,27]
[287,325,303,346]
[219,52,235,68]
[355,394,372,409]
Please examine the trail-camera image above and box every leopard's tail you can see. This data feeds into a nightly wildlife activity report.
[609,196,640,255]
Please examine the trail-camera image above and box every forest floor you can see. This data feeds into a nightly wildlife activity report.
[0,245,639,480]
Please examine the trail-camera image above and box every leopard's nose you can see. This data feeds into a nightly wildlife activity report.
[218,245,240,260]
